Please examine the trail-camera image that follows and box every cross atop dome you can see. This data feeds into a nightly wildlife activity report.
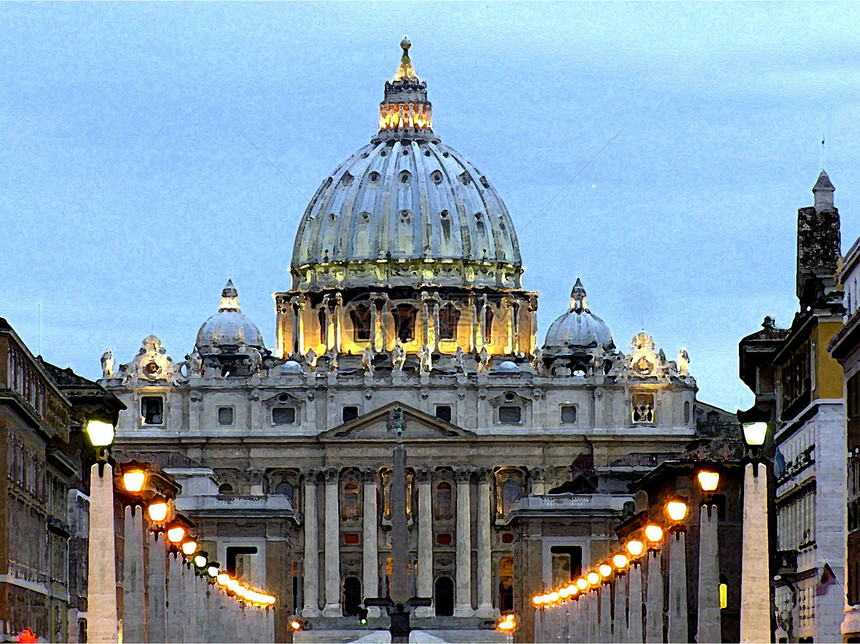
[378,36,433,138]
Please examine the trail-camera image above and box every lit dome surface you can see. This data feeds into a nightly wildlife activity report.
[543,279,614,354]
[195,280,265,352]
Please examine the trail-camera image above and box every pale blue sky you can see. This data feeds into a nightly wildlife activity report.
[3,2,859,411]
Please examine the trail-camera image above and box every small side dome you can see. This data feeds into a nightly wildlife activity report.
[497,360,519,372]
[543,279,614,356]
[281,360,303,373]
[195,279,265,353]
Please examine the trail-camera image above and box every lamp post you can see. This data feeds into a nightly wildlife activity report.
[612,554,628,643]
[598,563,613,642]
[644,524,664,644]
[626,540,645,643]
[696,470,722,644]
[665,500,688,643]
[84,418,119,643]
[740,421,771,643]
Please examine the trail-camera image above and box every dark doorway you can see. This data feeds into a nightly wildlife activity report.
[435,576,454,616]
[343,576,362,616]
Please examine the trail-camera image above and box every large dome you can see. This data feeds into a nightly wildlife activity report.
[290,38,522,291]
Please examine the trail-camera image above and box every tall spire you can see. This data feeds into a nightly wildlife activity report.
[377,36,433,138]
[813,170,835,212]
[219,278,240,311]
[570,278,590,313]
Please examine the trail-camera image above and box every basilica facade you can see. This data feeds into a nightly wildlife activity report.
[105,40,706,642]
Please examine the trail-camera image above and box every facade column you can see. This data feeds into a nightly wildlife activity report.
[302,470,321,617]
[454,469,473,617]
[167,551,185,643]
[86,463,118,643]
[588,589,599,643]
[599,584,612,642]
[667,529,688,643]
[362,468,382,618]
[613,576,627,643]
[644,550,663,644]
[148,531,167,643]
[370,296,379,353]
[627,561,644,643]
[421,291,430,348]
[122,505,146,643]
[741,462,770,643]
[334,292,343,352]
[697,504,721,643]
[416,469,435,618]
[323,467,343,617]
[476,469,494,617]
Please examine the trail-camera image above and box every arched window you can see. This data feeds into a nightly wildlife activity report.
[218,483,234,495]
[343,577,362,616]
[382,469,414,519]
[435,577,454,616]
[439,304,460,341]
[501,479,521,515]
[275,481,294,502]
[393,304,417,343]
[483,307,494,343]
[342,481,361,520]
[350,305,372,342]
[318,309,327,341]
[435,481,453,520]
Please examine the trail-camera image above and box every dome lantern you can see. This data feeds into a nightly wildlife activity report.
[378,36,434,139]
[543,279,614,357]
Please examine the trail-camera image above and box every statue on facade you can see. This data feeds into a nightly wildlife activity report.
[327,347,339,372]
[678,347,690,377]
[530,348,543,372]
[391,341,406,371]
[100,349,114,379]
[249,347,263,375]
[184,347,202,377]
[418,344,433,372]
[305,348,318,371]
[453,346,466,372]
[477,346,491,372]
[361,345,375,374]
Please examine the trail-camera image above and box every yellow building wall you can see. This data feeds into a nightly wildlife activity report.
[815,320,844,399]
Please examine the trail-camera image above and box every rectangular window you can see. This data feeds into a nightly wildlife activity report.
[435,405,452,423]
[226,546,258,582]
[218,407,234,426]
[141,397,164,425]
[632,393,655,424]
[272,407,296,425]
[499,406,522,424]
[561,405,577,424]
[343,406,359,422]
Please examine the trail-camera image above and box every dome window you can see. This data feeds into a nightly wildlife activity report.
[402,148,409,156]
[360,211,371,222]
[393,304,417,343]
[480,176,490,188]
[399,170,411,184]
[350,305,372,342]
[430,170,443,185]
[341,172,354,186]
[329,212,337,221]
[439,304,460,341]
[440,209,449,219]
[442,151,449,158]
[399,210,412,224]
[459,171,471,185]
[424,149,431,157]
[369,171,381,182]
[380,150,388,157]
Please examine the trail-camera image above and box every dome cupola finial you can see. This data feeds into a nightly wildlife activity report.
[219,278,240,312]
[378,36,433,138]
[570,278,589,313]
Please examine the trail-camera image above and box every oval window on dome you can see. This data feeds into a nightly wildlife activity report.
[440,209,449,219]
[399,170,411,184]
[459,172,471,185]
[430,170,443,185]
[424,149,431,157]
[369,171,380,182]
[399,210,411,223]
[480,176,490,188]
[360,212,370,222]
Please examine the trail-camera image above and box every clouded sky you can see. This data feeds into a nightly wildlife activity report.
[3,2,859,411]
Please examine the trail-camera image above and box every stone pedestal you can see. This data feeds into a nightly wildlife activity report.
[122,505,146,643]
[667,530,688,643]
[741,462,770,643]
[147,531,167,642]
[600,584,612,642]
[697,505,721,644]
[86,463,118,643]
[613,576,627,643]
[627,562,644,643]
[645,550,663,644]
[167,552,185,643]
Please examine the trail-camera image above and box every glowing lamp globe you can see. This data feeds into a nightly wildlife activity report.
[532,596,542,606]
[227,579,240,592]
[576,578,588,591]
[559,586,571,599]
[586,572,600,586]
[148,502,169,523]
[598,563,612,578]
[644,524,664,543]
[216,573,230,586]
[626,540,644,557]
[547,592,559,603]
[742,421,768,447]
[194,553,208,568]
[122,470,146,493]
[697,470,720,492]
[666,501,688,522]
[181,540,198,556]
[207,563,220,578]
[613,554,629,569]
[85,419,115,448]
[166,527,185,544]
[291,620,302,631]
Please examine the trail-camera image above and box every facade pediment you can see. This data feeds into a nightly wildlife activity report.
[319,402,476,441]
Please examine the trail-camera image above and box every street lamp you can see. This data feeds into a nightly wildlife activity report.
[740,421,771,643]
[181,539,198,557]
[626,539,644,558]
[613,553,628,570]
[148,498,170,523]
[644,523,664,546]
[85,418,115,460]
[206,562,220,579]
[697,468,722,643]
[665,499,688,523]
[697,470,720,493]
